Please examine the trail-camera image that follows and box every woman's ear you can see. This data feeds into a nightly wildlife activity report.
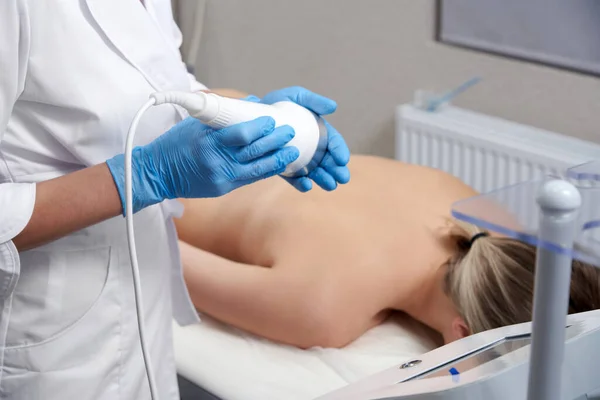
[450,317,470,341]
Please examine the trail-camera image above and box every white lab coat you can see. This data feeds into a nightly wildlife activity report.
[0,0,205,398]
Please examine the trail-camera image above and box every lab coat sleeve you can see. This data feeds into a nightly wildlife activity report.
[0,0,37,239]
[0,0,37,331]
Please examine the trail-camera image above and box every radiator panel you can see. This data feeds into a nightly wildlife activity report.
[396,105,600,193]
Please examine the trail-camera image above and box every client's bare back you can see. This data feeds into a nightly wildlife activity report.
[177,155,475,266]
[176,155,478,347]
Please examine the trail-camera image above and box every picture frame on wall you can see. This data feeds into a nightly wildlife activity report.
[436,0,600,77]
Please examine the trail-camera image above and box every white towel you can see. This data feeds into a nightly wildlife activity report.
[173,313,439,400]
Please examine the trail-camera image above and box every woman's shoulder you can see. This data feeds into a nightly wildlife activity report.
[349,155,478,197]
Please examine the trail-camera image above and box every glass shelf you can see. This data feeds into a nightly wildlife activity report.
[451,177,600,267]
[566,160,600,182]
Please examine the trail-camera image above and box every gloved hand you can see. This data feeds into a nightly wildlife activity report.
[250,86,351,192]
[107,116,298,214]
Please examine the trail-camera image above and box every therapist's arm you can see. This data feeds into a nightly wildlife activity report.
[12,164,122,251]
[2,4,121,252]
[12,89,259,251]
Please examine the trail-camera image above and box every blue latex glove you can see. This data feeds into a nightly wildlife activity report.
[107,116,299,214]
[247,87,351,192]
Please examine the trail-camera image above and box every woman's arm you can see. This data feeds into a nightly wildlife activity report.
[180,240,322,348]
[180,240,371,348]
[13,163,122,251]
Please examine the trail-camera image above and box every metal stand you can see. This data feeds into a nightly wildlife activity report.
[528,180,582,400]
[451,169,600,399]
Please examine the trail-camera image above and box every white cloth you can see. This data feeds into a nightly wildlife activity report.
[0,0,206,398]
[173,314,439,400]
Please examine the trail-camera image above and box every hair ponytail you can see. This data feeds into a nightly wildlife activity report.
[443,218,600,335]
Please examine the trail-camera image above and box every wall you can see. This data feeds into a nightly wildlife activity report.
[175,0,600,157]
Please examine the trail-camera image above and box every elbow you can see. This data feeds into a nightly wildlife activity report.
[291,296,356,349]
[295,328,353,350]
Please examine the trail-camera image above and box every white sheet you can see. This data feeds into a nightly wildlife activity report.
[173,314,439,400]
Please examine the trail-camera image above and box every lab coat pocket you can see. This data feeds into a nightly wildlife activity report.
[4,245,118,372]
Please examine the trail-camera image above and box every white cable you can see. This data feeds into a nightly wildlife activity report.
[125,97,159,400]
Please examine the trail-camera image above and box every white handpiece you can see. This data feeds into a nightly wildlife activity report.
[150,91,328,177]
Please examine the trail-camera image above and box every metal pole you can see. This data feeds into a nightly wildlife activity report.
[528,180,582,400]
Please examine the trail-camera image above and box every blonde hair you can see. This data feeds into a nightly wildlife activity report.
[444,219,600,334]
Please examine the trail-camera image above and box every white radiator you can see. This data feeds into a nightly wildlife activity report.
[395,104,600,193]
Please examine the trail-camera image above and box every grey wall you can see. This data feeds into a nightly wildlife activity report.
[175,0,600,158]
